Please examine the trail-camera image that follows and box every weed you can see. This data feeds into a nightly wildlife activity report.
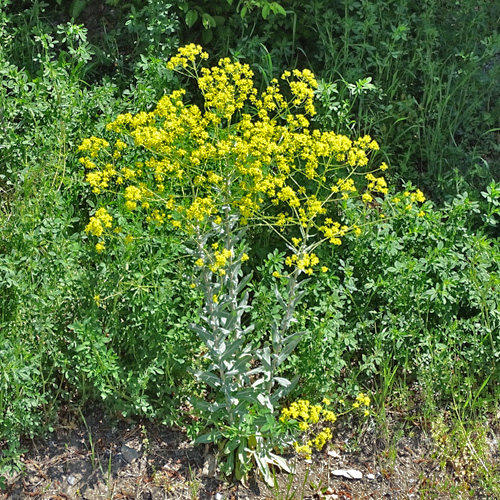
[187,463,201,500]
[272,466,309,500]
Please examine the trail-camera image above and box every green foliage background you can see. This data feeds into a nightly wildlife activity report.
[1,0,500,485]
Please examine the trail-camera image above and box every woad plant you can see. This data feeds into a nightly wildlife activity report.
[78,44,425,484]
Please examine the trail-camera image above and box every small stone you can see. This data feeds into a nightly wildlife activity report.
[215,493,224,500]
[327,450,341,458]
[366,473,375,480]
[67,475,77,486]
[121,443,140,463]
[202,453,217,477]
[331,469,363,480]
[322,487,339,499]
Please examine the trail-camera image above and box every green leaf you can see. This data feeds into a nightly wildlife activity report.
[69,0,87,20]
[274,376,292,387]
[277,332,303,366]
[235,438,249,480]
[273,3,287,16]
[268,451,292,473]
[254,453,273,486]
[202,13,217,29]
[196,370,222,389]
[194,430,223,444]
[202,29,213,44]
[222,437,242,454]
[260,346,272,371]
[185,10,199,27]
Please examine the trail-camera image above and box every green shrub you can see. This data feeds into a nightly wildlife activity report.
[283,191,500,410]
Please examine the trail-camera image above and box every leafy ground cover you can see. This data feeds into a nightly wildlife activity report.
[1,0,500,497]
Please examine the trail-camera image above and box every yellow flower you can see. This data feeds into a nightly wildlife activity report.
[293,441,312,460]
[323,410,337,423]
[356,393,371,406]
[414,189,426,203]
[115,139,127,150]
[95,242,105,252]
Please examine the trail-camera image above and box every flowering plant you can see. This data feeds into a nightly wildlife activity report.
[78,44,424,484]
[280,394,371,459]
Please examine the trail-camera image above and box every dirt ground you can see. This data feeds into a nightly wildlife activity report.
[2,406,499,500]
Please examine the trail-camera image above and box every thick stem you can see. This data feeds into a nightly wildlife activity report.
[265,263,302,395]
[280,265,301,336]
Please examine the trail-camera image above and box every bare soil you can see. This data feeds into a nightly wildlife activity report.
[2,406,499,500]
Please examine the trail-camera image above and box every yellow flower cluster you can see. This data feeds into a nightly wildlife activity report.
[79,45,395,260]
[281,394,371,459]
[313,428,333,452]
[84,207,113,253]
[281,399,323,423]
[84,163,118,194]
[391,188,426,217]
[331,177,357,198]
[166,43,208,70]
[365,173,388,194]
[85,207,113,237]
[320,219,349,245]
[281,69,318,116]
[78,136,110,157]
[409,189,426,203]
[354,135,380,151]
[209,248,233,274]
[352,393,371,416]
[198,58,256,120]
[285,252,320,275]
[185,196,217,222]
[355,393,370,405]
[280,399,337,459]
